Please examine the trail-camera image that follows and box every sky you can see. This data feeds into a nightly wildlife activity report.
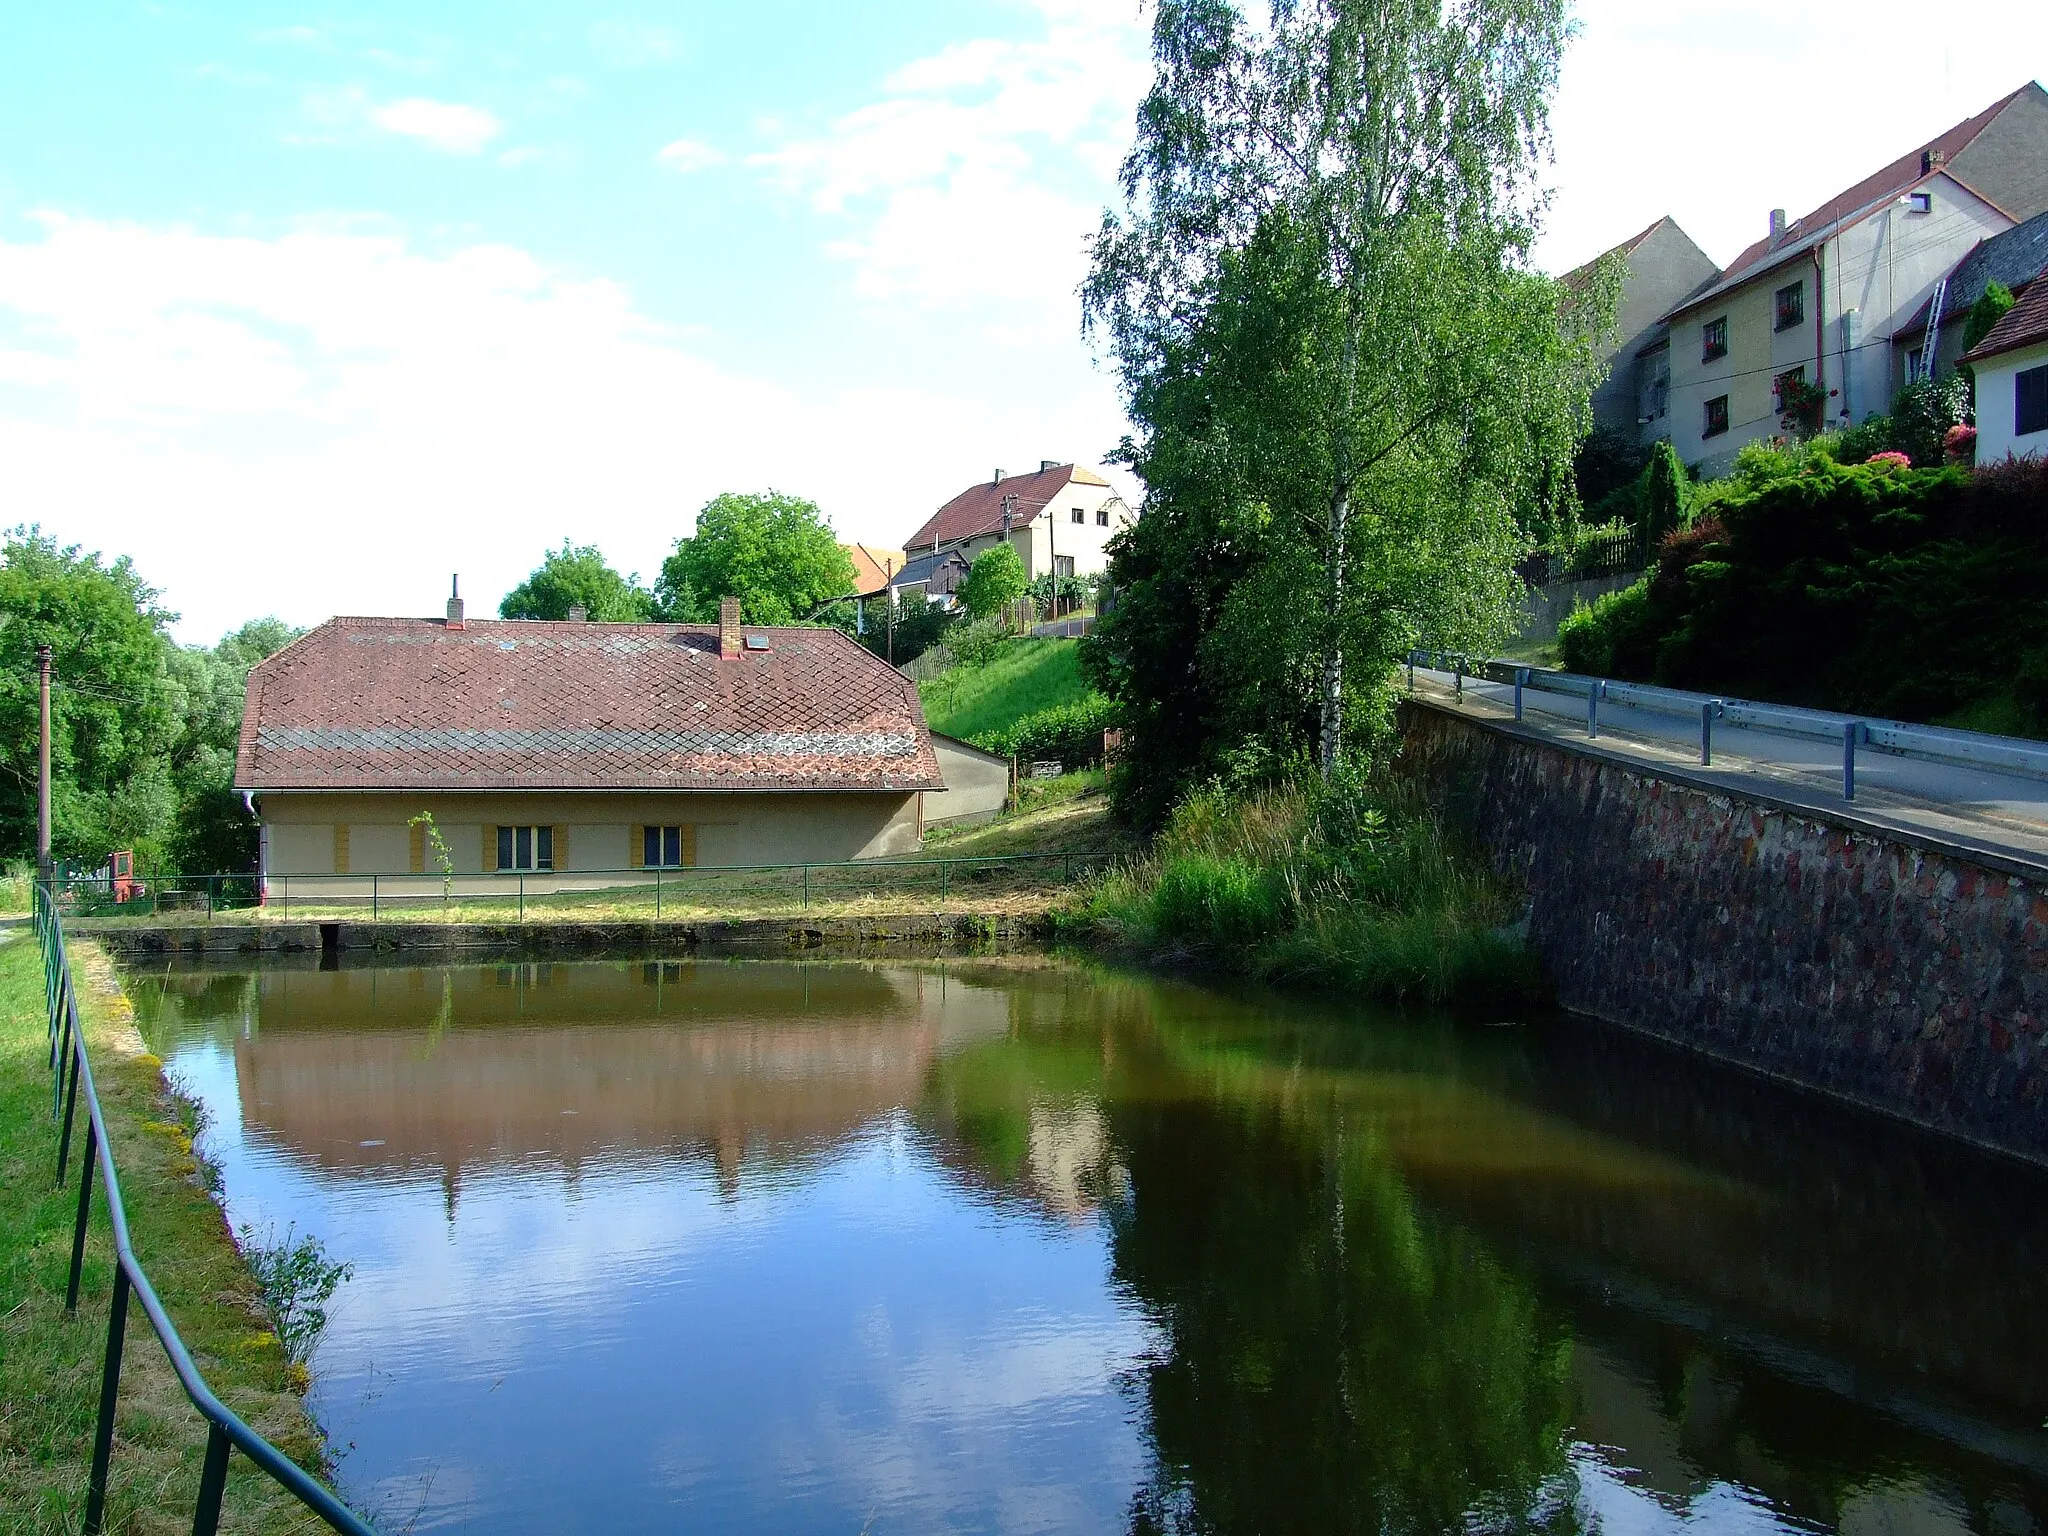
[0,1,2043,643]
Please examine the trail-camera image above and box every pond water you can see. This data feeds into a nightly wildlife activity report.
[127,955,2048,1536]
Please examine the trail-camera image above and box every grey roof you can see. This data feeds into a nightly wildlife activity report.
[892,548,970,586]
[1900,208,2048,336]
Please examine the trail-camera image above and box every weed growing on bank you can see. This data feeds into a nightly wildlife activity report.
[1059,767,1541,1007]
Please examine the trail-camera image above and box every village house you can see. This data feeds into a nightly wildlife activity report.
[901,461,1134,588]
[1961,262,2048,462]
[1892,208,2048,382]
[236,589,944,893]
[1663,83,2048,474]
[1564,215,1719,447]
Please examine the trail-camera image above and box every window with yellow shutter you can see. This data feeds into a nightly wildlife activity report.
[641,826,696,867]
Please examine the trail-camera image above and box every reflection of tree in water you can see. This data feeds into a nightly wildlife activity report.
[1109,1099,1576,1536]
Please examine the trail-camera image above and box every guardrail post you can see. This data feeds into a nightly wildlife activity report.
[1514,668,1528,721]
[190,1422,232,1536]
[1454,657,1464,700]
[67,1121,96,1312]
[1587,680,1603,739]
[82,1265,130,1536]
[1844,721,1862,801]
[1701,701,1716,765]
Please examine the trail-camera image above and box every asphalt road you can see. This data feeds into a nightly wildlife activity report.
[1413,667,2048,859]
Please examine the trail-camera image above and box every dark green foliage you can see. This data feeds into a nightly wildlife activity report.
[854,590,954,666]
[500,541,655,621]
[1960,280,2015,371]
[972,695,1116,769]
[1834,377,1972,467]
[1640,440,1690,537]
[1573,424,1651,515]
[1551,456,2048,733]
[956,545,1028,620]
[654,491,856,624]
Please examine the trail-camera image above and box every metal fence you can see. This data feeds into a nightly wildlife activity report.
[1408,649,2048,804]
[55,851,1114,923]
[33,884,377,1535]
[1517,526,1649,587]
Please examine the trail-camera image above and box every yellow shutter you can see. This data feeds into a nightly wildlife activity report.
[333,824,350,875]
[409,821,424,873]
[484,825,497,872]
[629,825,643,869]
[552,825,567,871]
[679,824,697,868]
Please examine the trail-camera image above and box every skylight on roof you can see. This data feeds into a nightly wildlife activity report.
[744,634,771,651]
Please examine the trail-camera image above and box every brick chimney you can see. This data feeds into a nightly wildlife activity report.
[446,575,466,631]
[719,595,742,659]
[1768,208,1787,242]
[567,604,588,623]
[1039,458,1058,472]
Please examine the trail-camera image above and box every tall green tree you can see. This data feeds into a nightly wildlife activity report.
[1084,0,1608,817]
[164,618,303,874]
[0,528,179,865]
[654,492,857,625]
[957,545,1028,620]
[499,541,655,621]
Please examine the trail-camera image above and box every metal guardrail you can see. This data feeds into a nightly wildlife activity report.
[1407,649,2048,803]
[34,884,378,1536]
[55,851,1113,922]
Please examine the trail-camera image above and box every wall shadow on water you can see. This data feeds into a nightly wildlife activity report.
[126,956,2048,1536]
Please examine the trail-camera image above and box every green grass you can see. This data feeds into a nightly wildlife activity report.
[1055,776,1542,1008]
[919,639,1101,743]
[0,931,337,1534]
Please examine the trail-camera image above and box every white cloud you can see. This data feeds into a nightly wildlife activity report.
[369,97,503,155]
[748,0,1150,310]
[655,138,725,173]
[0,213,1136,641]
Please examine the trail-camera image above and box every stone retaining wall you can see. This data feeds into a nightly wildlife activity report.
[1399,700,2048,1162]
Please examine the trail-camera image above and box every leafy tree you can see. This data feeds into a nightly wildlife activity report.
[857,590,955,666]
[164,618,303,875]
[1083,0,1605,818]
[958,545,1028,620]
[1640,440,1689,539]
[654,492,856,625]
[500,541,655,621]
[0,528,179,866]
[1959,280,2015,388]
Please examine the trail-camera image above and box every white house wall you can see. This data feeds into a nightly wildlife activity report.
[1975,339,2048,462]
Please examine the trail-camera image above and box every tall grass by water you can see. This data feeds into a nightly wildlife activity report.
[1061,770,1541,1007]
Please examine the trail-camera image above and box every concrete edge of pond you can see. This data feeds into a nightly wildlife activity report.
[76,910,1058,961]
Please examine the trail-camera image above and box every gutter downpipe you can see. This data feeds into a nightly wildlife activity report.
[1812,244,1826,406]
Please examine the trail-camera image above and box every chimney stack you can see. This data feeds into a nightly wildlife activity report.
[993,468,1005,484]
[446,575,466,630]
[719,595,742,659]
[1768,208,1787,241]
[1039,459,1058,472]
[567,604,588,623]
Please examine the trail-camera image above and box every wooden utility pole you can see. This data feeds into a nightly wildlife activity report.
[885,558,895,665]
[36,644,53,882]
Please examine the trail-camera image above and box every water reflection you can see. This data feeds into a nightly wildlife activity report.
[129,957,2048,1536]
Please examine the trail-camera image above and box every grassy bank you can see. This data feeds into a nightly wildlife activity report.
[0,930,335,1533]
[919,638,1097,742]
[1055,773,1541,1007]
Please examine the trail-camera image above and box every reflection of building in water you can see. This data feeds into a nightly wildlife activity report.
[219,961,1012,1200]
[1024,1103,1129,1223]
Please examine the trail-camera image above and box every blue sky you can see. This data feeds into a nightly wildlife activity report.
[1,1,2043,640]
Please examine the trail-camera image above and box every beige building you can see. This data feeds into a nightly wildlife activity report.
[901,461,1134,589]
[237,592,945,896]
[1665,83,2048,473]
[1561,216,1718,446]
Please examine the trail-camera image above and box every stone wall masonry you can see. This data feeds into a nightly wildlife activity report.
[1398,699,2048,1163]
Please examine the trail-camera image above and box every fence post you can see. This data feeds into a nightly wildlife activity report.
[67,1120,96,1312]
[82,1265,130,1536]
[1701,701,1716,765]
[518,873,525,924]
[1454,656,1464,700]
[1586,680,1603,739]
[655,867,662,921]
[803,865,809,912]
[371,875,378,923]
[57,1041,81,1182]
[190,1422,233,1536]
[206,876,214,921]
[1514,668,1527,721]
[1843,721,1861,801]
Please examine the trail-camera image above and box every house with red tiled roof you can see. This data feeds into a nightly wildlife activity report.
[1665,81,2048,473]
[1961,261,2048,461]
[902,461,1133,589]
[236,591,944,890]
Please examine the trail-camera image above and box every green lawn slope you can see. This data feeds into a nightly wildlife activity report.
[919,639,1100,743]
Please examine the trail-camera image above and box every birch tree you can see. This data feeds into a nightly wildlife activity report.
[1084,0,1612,807]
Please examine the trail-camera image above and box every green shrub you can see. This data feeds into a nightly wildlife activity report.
[957,545,1028,619]
[1556,577,1651,677]
[1150,853,1286,943]
[974,694,1116,768]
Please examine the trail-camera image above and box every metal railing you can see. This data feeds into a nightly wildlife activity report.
[1408,649,2048,804]
[1517,526,1648,587]
[54,851,1114,923]
[33,884,377,1536]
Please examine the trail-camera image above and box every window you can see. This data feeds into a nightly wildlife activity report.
[1906,346,1925,384]
[1096,507,1109,526]
[2019,364,2048,438]
[495,825,553,871]
[1774,281,1804,332]
[642,825,696,868]
[1704,395,1730,438]
[1054,555,1075,580]
[1071,507,1085,523]
[1702,317,1728,363]
[1771,365,1804,411]
[1907,190,1933,214]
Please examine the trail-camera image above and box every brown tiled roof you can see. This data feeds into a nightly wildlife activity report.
[1961,262,2048,362]
[1668,85,2034,320]
[236,618,942,793]
[842,544,904,597]
[904,463,1112,552]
